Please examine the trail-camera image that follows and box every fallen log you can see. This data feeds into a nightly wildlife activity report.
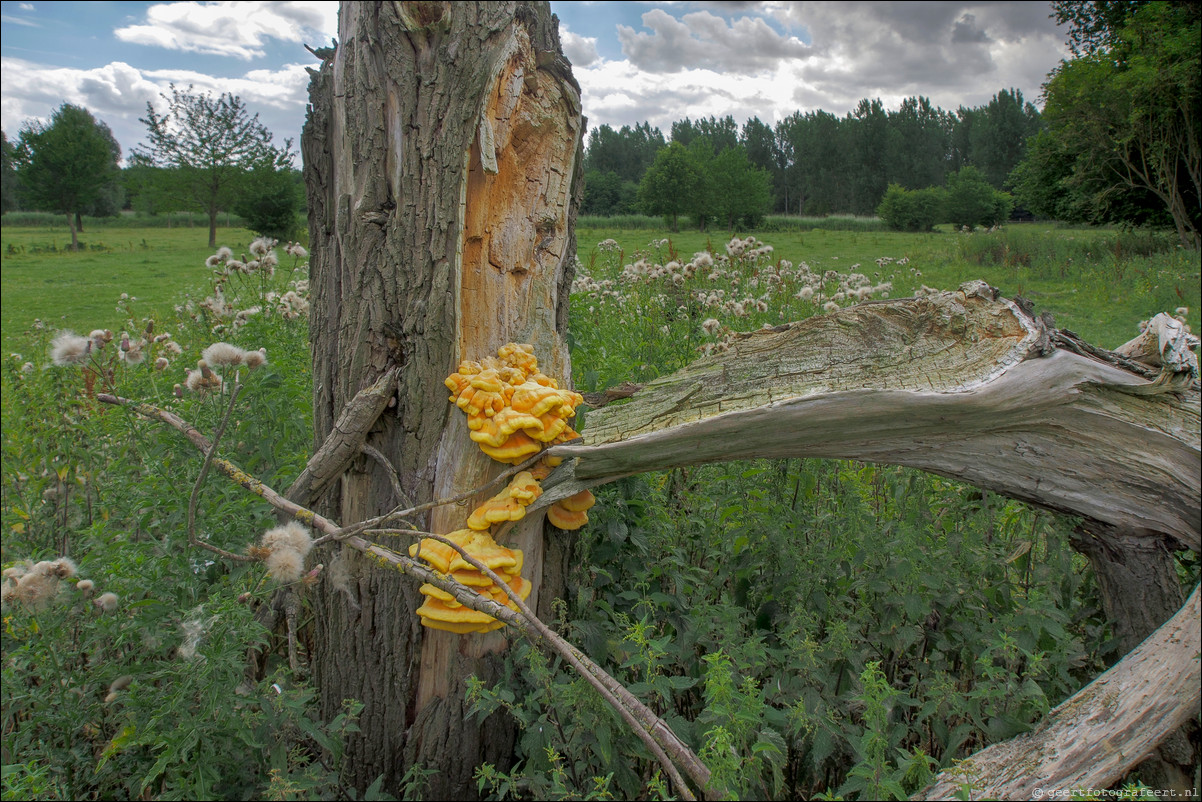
[536,281,1199,794]
[544,282,1199,552]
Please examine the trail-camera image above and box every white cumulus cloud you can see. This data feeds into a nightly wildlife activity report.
[561,26,600,68]
[115,1,337,60]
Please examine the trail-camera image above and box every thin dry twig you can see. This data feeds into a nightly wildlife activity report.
[361,443,414,511]
[320,451,545,545]
[185,384,255,562]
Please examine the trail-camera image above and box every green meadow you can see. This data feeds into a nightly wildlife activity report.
[3,220,1195,354]
[574,223,1199,349]
[1,216,1197,799]
[0,225,259,352]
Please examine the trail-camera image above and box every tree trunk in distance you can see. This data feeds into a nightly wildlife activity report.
[302,1,582,796]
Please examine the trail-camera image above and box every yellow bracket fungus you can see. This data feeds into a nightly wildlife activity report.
[547,489,596,531]
[445,343,584,465]
[422,343,594,634]
[466,471,543,529]
[408,528,531,633]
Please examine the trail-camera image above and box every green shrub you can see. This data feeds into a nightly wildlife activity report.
[877,185,946,232]
[944,167,1014,229]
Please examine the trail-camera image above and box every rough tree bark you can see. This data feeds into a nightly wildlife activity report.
[301,2,583,795]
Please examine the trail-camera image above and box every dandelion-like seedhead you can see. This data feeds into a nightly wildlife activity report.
[258,520,313,584]
[265,549,304,583]
[201,342,245,366]
[94,592,119,612]
[261,520,314,558]
[50,332,91,366]
[242,348,267,369]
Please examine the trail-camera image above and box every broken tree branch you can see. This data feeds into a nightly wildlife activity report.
[284,366,400,505]
[544,282,1200,552]
[913,584,1201,801]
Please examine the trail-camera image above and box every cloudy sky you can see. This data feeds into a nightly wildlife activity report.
[1,1,1070,161]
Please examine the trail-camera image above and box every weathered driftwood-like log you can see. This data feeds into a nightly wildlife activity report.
[914,584,1201,801]
[545,282,1200,552]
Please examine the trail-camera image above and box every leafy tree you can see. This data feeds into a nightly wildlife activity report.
[234,166,304,240]
[967,89,1042,189]
[585,122,664,183]
[637,141,702,230]
[1023,1,1200,246]
[1054,0,1153,56]
[848,99,892,216]
[776,109,849,215]
[136,84,292,247]
[877,184,946,231]
[1,130,17,213]
[710,146,772,231]
[944,166,1014,228]
[671,115,739,153]
[581,169,638,216]
[889,97,953,191]
[741,116,787,212]
[13,104,122,250]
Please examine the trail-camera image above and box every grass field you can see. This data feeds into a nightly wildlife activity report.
[575,223,1199,349]
[1,225,259,352]
[4,220,1193,355]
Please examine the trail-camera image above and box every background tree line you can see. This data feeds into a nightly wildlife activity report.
[582,0,1198,250]
[581,88,1042,226]
[1,86,304,249]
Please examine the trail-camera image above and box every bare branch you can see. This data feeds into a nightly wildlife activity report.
[285,367,400,505]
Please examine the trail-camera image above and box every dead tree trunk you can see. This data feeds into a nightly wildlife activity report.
[301,2,583,795]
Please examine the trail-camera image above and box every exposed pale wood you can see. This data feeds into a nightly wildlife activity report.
[546,282,1200,552]
[914,585,1201,801]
